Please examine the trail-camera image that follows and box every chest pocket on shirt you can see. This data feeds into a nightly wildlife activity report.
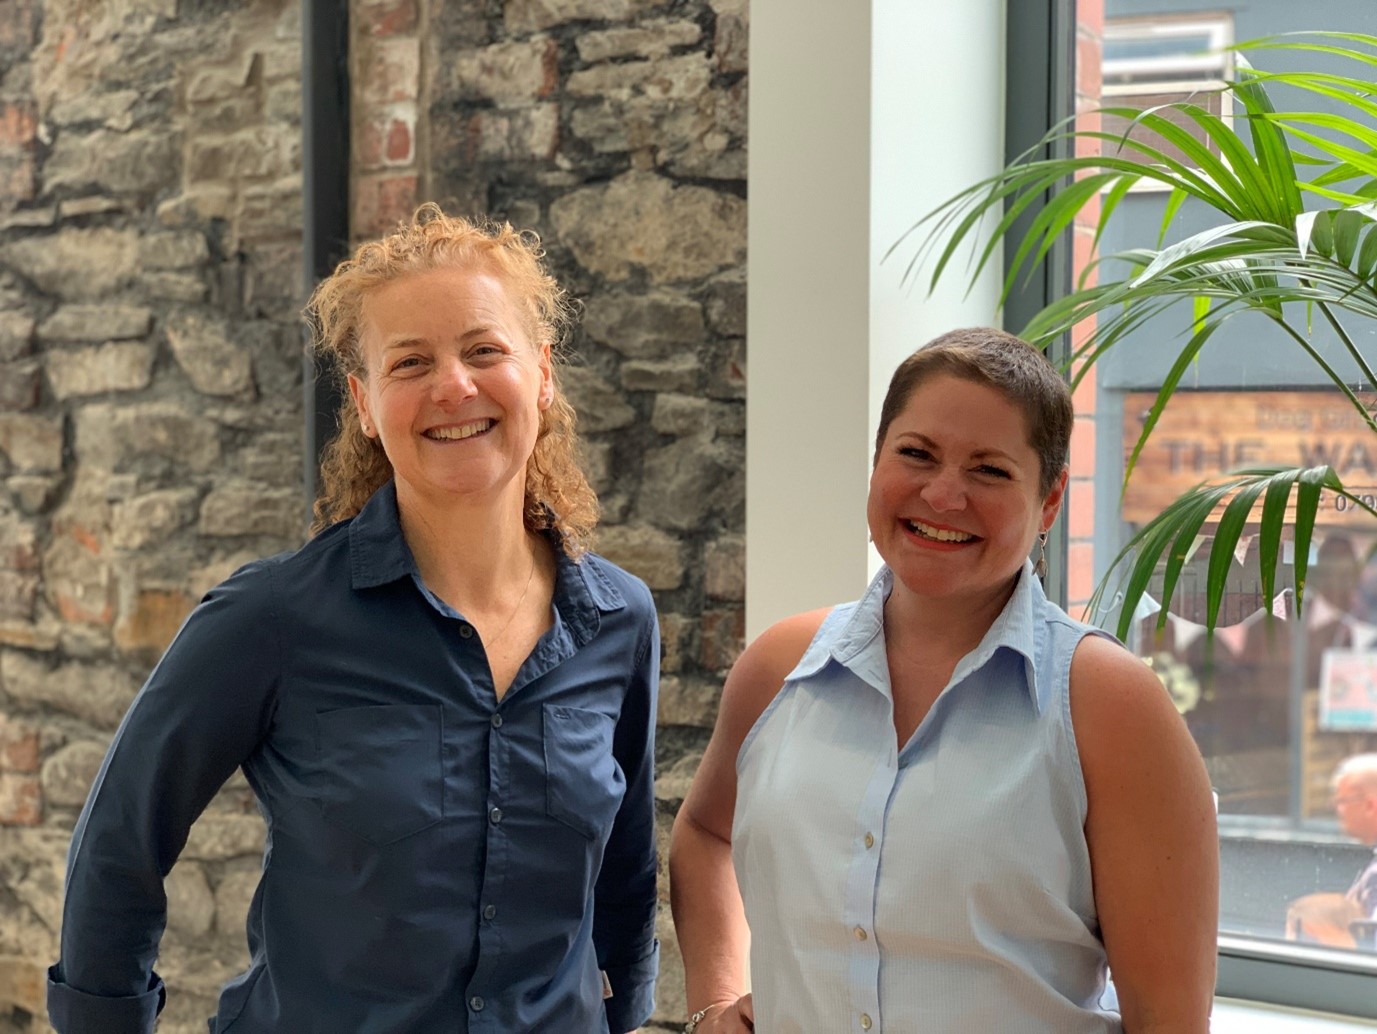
[543,704,625,840]
[314,704,443,846]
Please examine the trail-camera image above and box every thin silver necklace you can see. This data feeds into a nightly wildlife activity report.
[485,549,537,647]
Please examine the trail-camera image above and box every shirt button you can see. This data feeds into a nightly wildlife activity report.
[469,996,485,1012]
[853,926,868,941]
[489,807,503,825]
[864,832,875,849]
[483,904,497,920]
[458,624,474,639]
[490,713,503,728]
[860,1014,872,1030]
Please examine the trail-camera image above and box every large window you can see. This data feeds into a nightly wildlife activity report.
[1057,0,1377,1019]
[1101,15,1233,170]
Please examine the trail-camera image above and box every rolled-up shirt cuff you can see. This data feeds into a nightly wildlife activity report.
[47,965,164,1034]
[602,939,659,1033]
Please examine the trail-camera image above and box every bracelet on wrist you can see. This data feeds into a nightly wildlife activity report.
[683,1006,711,1033]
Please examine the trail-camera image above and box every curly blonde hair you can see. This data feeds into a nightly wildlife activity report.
[307,203,598,555]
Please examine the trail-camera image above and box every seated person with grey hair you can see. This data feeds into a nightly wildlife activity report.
[1334,754,1377,930]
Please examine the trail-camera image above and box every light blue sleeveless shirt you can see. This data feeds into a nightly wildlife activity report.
[732,564,1121,1033]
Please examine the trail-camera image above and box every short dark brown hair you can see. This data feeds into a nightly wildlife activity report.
[874,327,1073,497]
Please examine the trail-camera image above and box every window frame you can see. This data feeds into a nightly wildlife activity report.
[1007,1,1377,1021]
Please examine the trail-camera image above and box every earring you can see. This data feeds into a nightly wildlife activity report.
[1034,530,1048,579]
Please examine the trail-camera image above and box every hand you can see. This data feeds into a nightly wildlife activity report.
[694,994,754,1032]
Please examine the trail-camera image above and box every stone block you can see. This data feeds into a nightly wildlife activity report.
[156,186,235,227]
[46,342,156,399]
[199,484,303,540]
[59,196,128,218]
[182,812,266,861]
[0,414,63,474]
[703,269,745,336]
[560,366,636,432]
[75,402,222,475]
[44,129,180,199]
[6,475,60,516]
[0,313,34,361]
[567,53,710,102]
[458,104,560,163]
[706,337,745,400]
[452,37,557,106]
[115,589,195,656]
[0,955,46,1015]
[0,652,138,728]
[595,524,684,591]
[0,774,40,825]
[504,0,658,33]
[39,304,152,342]
[0,207,53,231]
[550,172,745,284]
[626,359,702,396]
[186,126,299,183]
[0,361,41,411]
[656,675,720,728]
[265,79,303,124]
[0,510,38,571]
[42,527,114,626]
[255,40,302,83]
[0,571,37,622]
[658,611,691,674]
[577,20,702,63]
[705,534,745,601]
[40,740,108,808]
[139,232,210,270]
[185,59,256,103]
[141,272,209,303]
[711,0,748,73]
[699,606,744,671]
[165,861,215,939]
[654,747,702,804]
[111,488,199,550]
[0,228,140,301]
[165,310,256,398]
[0,716,39,773]
[0,619,59,652]
[636,434,740,531]
[212,861,260,937]
[648,393,708,436]
[231,435,301,490]
[576,440,611,493]
[582,290,704,359]
[49,88,141,129]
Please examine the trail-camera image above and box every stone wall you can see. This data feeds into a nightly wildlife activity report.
[0,0,746,1029]
[0,0,307,1030]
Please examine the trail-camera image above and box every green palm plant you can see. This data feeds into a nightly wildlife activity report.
[897,31,1377,638]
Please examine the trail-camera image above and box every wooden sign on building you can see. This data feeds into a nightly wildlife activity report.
[1121,390,1377,528]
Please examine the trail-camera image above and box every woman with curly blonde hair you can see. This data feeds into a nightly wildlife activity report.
[49,205,660,1034]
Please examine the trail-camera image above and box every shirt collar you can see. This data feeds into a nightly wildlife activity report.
[790,561,1050,713]
[346,481,623,644]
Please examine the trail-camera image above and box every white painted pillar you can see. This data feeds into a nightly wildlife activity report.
[746,0,1007,639]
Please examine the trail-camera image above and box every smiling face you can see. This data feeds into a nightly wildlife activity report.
[867,374,1067,608]
[348,263,553,517]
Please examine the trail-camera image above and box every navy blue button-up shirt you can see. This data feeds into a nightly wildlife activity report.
[48,482,660,1033]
